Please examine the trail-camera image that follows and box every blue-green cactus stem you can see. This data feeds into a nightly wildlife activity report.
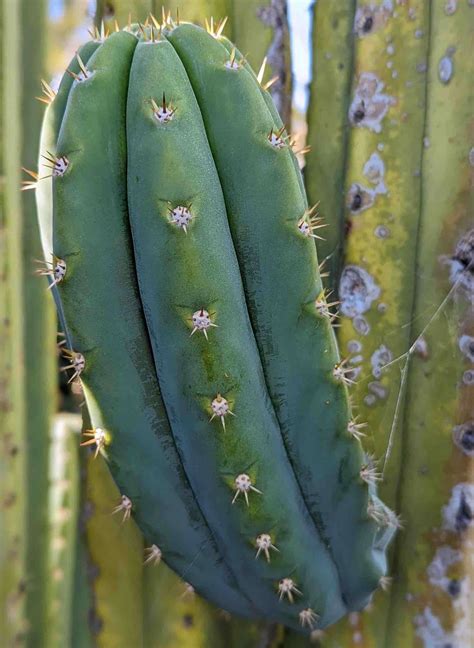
[126,35,345,629]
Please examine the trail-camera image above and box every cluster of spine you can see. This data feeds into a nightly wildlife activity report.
[34,13,394,634]
[303,1,473,646]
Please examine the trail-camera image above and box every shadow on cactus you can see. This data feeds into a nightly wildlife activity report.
[34,15,397,634]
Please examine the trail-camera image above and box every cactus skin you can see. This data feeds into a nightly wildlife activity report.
[383,3,473,645]
[301,1,473,646]
[45,414,82,648]
[36,21,392,632]
[304,1,356,293]
[1,0,28,643]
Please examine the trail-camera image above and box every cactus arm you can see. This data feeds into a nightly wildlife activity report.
[45,414,82,648]
[0,0,28,642]
[304,1,356,292]
[51,31,252,617]
[384,3,474,645]
[126,34,345,630]
[167,23,392,610]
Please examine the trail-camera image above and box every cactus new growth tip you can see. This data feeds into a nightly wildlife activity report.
[35,16,396,633]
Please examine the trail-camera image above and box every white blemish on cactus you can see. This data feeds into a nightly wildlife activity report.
[371,344,392,379]
[232,474,262,506]
[427,546,462,592]
[80,427,107,458]
[438,53,454,84]
[443,229,474,296]
[442,483,473,532]
[190,309,217,340]
[463,370,474,386]
[61,349,85,384]
[152,94,175,123]
[278,578,302,603]
[112,494,132,522]
[168,205,193,233]
[452,422,474,456]
[444,0,458,15]
[375,224,391,239]
[299,608,319,630]
[379,576,392,591]
[209,393,235,430]
[339,265,381,318]
[349,72,395,133]
[363,152,388,194]
[255,533,279,562]
[459,335,474,361]
[144,544,162,566]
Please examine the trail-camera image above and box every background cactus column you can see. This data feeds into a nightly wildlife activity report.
[1,0,28,642]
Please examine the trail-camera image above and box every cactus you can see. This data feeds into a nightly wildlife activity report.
[1,0,55,644]
[45,414,82,648]
[34,17,393,634]
[304,1,356,293]
[301,1,473,646]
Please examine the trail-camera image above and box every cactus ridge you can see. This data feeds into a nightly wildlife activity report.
[36,20,394,631]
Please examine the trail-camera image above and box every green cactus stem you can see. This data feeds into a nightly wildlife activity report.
[36,19,392,633]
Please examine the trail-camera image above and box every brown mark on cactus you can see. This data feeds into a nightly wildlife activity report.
[354,2,393,38]
[452,422,474,456]
[347,183,375,214]
[349,72,395,133]
[443,229,474,296]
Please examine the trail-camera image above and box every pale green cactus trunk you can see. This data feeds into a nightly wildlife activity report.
[302,1,473,646]
[45,414,82,648]
[0,1,27,643]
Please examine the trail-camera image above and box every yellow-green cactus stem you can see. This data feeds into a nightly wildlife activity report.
[45,414,82,648]
[304,1,356,292]
[384,3,473,645]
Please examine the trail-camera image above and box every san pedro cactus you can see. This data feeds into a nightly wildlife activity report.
[302,1,473,646]
[35,18,395,633]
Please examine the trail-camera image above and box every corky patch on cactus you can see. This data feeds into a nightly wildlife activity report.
[34,19,395,632]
